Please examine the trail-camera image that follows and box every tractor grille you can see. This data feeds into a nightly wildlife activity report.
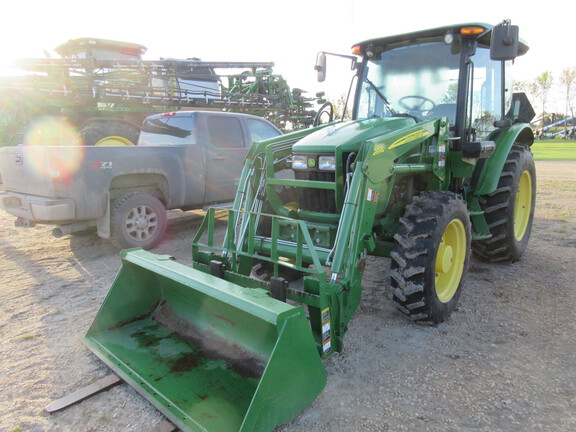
[295,171,336,214]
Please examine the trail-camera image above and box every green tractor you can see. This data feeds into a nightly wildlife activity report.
[84,21,536,431]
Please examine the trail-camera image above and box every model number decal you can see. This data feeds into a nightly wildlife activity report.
[90,161,113,169]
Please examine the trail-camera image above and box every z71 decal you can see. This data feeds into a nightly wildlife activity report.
[90,161,113,169]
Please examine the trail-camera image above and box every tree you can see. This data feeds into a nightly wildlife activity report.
[513,79,530,94]
[560,67,576,124]
[332,93,351,121]
[530,71,554,127]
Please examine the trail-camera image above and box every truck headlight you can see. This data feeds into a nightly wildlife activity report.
[318,155,336,171]
[292,155,308,170]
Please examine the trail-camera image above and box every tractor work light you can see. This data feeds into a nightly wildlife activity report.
[460,26,485,36]
[292,155,308,170]
[318,155,336,171]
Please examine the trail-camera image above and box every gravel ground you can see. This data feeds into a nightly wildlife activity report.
[1,161,575,432]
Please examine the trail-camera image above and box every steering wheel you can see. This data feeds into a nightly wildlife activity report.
[398,95,436,112]
[313,101,334,126]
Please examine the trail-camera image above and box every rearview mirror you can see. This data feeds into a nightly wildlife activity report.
[490,20,519,61]
[315,52,326,82]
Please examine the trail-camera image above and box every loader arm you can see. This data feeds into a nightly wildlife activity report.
[192,118,449,353]
[327,118,450,333]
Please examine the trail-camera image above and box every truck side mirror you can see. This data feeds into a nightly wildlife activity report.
[315,52,326,82]
[490,21,519,61]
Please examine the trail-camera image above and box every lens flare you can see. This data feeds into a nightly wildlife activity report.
[23,117,85,182]
[24,116,82,146]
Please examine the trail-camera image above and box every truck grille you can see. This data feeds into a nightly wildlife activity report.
[295,171,336,214]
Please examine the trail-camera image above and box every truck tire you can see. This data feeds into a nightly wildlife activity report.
[80,122,140,146]
[110,193,167,250]
[472,144,536,262]
[390,191,471,324]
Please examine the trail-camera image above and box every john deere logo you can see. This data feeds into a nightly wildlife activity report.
[372,143,385,156]
[308,158,316,168]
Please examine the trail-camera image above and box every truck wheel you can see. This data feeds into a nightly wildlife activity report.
[111,193,167,250]
[472,144,536,262]
[80,122,140,146]
[390,191,471,324]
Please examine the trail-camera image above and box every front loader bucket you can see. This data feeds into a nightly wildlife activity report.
[84,249,326,432]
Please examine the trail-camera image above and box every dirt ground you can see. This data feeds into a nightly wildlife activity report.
[1,161,575,432]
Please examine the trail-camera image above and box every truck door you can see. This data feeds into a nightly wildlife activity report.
[139,113,206,205]
[202,114,250,203]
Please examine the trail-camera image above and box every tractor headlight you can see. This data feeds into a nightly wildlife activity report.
[318,155,336,171]
[292,155,308,170]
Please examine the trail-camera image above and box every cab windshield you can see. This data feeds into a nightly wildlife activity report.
[356,40,461,125]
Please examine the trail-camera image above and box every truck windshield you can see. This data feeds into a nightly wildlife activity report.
[357,40,461,125]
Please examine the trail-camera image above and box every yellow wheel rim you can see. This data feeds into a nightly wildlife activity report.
[95,136,134,146]
[435,218,466,303]
[514,170,532,241]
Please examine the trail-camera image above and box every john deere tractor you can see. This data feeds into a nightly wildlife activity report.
[84,21,536,432]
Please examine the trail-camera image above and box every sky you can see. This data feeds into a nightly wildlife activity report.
[1,0,572,112]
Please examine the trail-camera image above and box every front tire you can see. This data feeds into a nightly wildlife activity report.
[472,144,536,262]
[390,191,471,324]
[111,193,167,250]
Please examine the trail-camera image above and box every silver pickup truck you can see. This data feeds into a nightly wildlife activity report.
[0,111,282,249]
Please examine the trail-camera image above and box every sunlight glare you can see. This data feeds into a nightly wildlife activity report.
[24,117,85,181]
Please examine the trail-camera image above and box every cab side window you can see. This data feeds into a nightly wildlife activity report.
[470,48,507,140]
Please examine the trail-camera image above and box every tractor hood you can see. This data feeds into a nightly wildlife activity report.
[293,117,416,154]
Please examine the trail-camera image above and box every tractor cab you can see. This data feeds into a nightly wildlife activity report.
[318,22,534,143]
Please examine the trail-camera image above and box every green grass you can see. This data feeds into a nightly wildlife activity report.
[530,140,576,161]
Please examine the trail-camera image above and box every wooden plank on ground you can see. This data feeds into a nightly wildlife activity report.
[45,373,123,413]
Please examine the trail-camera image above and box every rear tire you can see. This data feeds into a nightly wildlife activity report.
[472,144,536,262]
[390,191,471,324]
[111,193,167,250]
[80,122,139,146]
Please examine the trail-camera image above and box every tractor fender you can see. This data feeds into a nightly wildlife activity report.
[472,123,534,196]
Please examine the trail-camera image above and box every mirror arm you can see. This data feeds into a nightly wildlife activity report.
[315,51,358,82]
[320,51,358,69]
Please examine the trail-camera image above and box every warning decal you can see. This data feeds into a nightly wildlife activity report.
[366,188,379,204]
[322,307,331,354]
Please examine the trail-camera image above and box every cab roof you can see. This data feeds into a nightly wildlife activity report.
[353,23,529,57]
[55,38,147,58]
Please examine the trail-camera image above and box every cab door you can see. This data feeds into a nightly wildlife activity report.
[202,114,250,202]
